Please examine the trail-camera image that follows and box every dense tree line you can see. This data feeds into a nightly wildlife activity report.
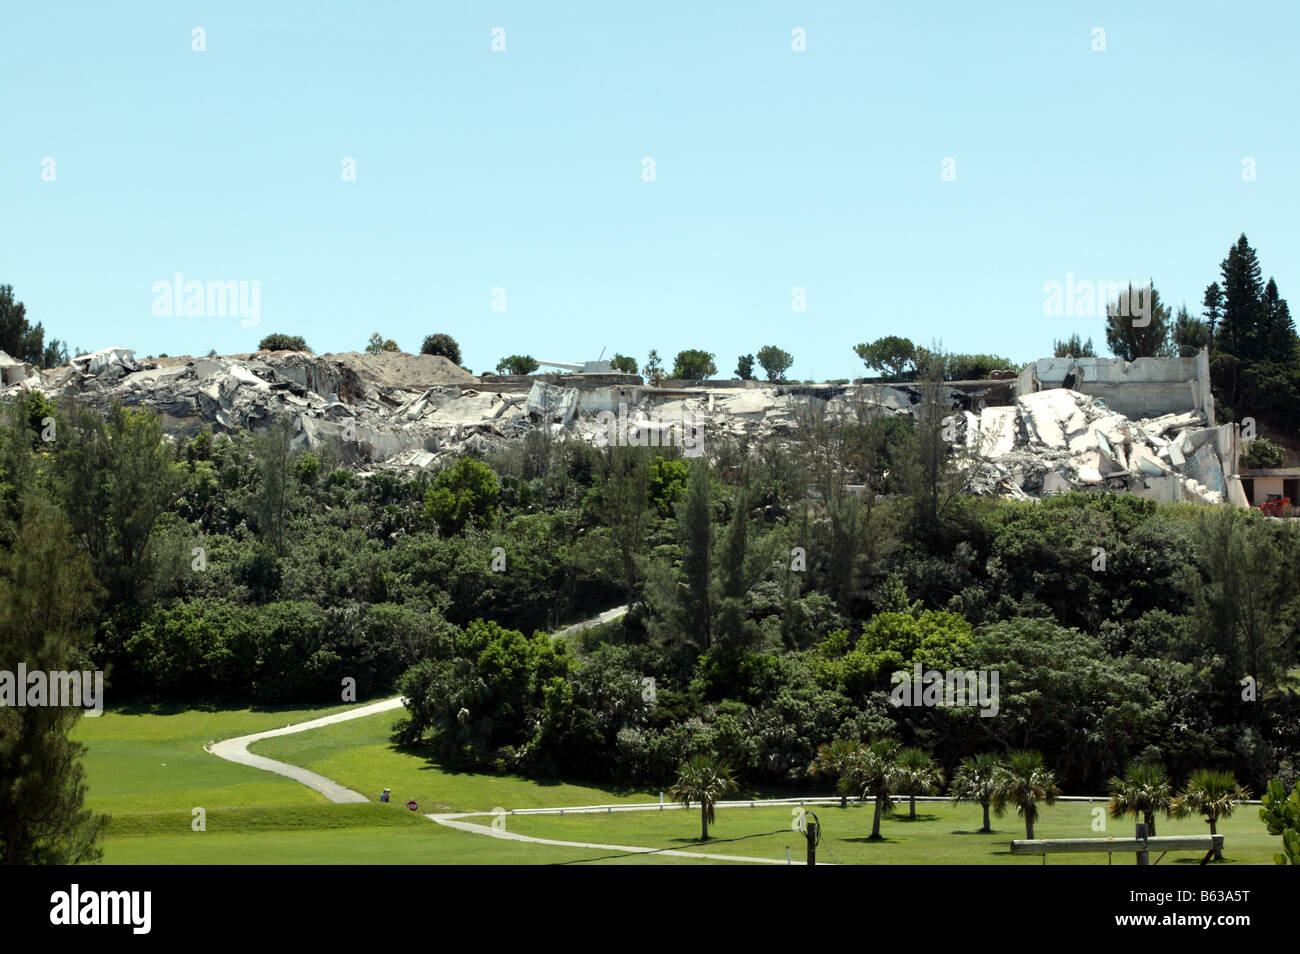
[1,363,1297,807]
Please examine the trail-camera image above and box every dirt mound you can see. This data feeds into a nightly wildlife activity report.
[324,351,478,389]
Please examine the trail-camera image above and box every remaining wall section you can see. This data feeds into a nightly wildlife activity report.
[1018,351,1214,424]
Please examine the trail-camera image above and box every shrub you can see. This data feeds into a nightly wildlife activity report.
[257,333,310,353]
[420,334,462,365]
[1241,438,1287,469]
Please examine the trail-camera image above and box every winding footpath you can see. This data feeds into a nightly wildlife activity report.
[206,696,405,803]
[204,605,798,862]
[207,692,795,863]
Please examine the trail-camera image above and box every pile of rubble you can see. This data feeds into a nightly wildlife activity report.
[0,347,1242,506]
[960,388,1239,504]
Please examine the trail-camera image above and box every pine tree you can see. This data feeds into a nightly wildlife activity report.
[1202,283,1224,347]
[1104,281,1172,360]
[1218,234,1265,359]
[0,498,108,864]
[1258,278,1298,362]
[677,461,714,649]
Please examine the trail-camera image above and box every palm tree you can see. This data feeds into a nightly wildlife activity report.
[1170,769,1250,861]
[991,749,1060,840]
[839,736,901,840]
[895,747,943,820]
[810,739,864,809]
[951,752,1004,833]
[1107,761,1172,837]
[670,754,738,842]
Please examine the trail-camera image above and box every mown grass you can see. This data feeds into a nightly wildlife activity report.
[74,700,373,813]
[97,805,710,865]
[502,800,1282,865]
[248,710,661,812]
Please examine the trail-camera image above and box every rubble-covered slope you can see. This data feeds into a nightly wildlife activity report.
[2,346,1242,506]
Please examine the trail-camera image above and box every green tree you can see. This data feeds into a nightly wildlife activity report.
[670,754,737,841]
[1171,768,1249,861]
[53,403,186,602]
[810,739,864,809]
[735,354,755,380]
[0,284,46,366]
[1105,281,1173,360]
[257,333,310,353]
[756,345,793,382]
[1107,761,1172,837]
[1202,283,1224,347]
[951,753,1004,833]
[1217,234,1265,359]
[423,457,501,535]
[1182,508,1295,693]
[1258,777,1300,866]
[991,750,1060,840]
[610,354,638,375]
[646,455,688,518]
[587,447,650,606]
[854,336,915,380]
[839,736,901,840]
[643,349,664,386]
[0,499,108,864]
[421,334,462,365]
[1053,333,1096,358]
[496,355,539,375]
[1240,438,1286,469]
[251,417,298,556]
[1258,278,1297,363]
[945,354,1016,380]
[895,747,943,820]
[670,350,717,381]
[365,333,400,354]
[1172,304,1210,356]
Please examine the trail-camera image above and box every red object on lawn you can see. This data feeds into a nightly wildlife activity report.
[1262,496,1291,517]
[406,800,418,812]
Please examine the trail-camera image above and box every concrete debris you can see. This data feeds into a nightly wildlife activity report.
[1,347,1243,507]
[963,388,1235,504]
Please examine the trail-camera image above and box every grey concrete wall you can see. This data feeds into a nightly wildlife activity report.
[1016,350,1213,422]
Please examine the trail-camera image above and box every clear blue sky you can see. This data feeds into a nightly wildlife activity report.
[4,2,1298,379]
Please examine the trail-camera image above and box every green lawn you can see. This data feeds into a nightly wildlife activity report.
[501,800,1282,865]
[98,803,710,864]
[77,702,1288,865]
[74,700,369,813]
[247,710,661,812]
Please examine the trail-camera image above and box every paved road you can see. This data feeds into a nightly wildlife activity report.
[207,696,405,803]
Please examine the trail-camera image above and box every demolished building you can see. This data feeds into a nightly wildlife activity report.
[0,346,1250,508]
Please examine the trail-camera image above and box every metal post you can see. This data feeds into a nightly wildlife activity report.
[1135,823,1149,866]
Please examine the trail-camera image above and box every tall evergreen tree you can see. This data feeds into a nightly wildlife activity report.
[1258,278,1297,362]
[1202,283,1224,347]
[677,460,714,648]
[1218,234,1265,358]
[0,498,108,864]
